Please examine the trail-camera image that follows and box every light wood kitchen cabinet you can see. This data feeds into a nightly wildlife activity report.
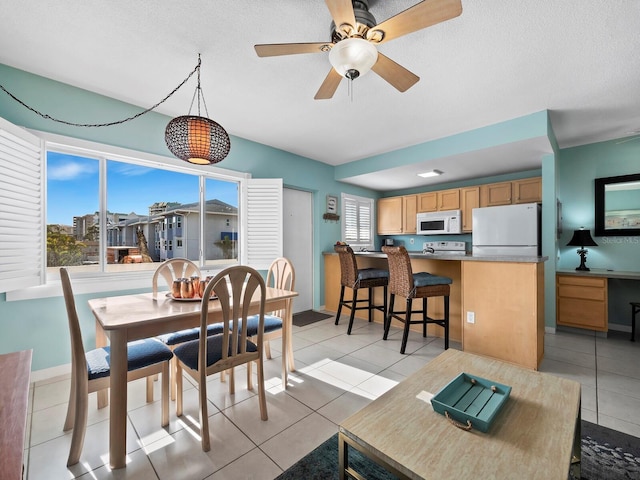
[377,195,417,234]
[480,181,512,207]
[418,189,460,212]
[556,274,608,331]
[417,192,437,212]
[438,188,460,211]
[403,194,418,234]
[513,177,542,204]
[378,196,403,234]
[460,186,480,232]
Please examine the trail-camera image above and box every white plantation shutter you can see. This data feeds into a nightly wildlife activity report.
[242,178,282,269]
[341,193,374,249]
[0,117,44,292]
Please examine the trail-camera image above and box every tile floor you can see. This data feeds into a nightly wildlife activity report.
[24,314,640,479]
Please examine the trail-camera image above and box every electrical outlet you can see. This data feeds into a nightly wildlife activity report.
[466,311,475,324]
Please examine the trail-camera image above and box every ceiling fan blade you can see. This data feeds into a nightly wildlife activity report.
[255,42,331,57]
[314,69,343,100]
[371,53,420,92]
[325,0,357,34]
[368,0,462,45]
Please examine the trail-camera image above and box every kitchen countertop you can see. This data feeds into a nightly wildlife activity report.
[323,250,548,263]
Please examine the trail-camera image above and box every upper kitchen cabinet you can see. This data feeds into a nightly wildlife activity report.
[417,192,437,212]
[480,182,512,207]
[480,177,542,207]
[460,186,480,232]
[378,195,417,235]
[418,189,460,212]
[513,177,542,204]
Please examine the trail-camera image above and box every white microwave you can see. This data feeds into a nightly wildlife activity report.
[416,210,462,235]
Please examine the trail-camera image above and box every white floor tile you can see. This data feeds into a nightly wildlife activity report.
[26,319,640,480]
[259,412,337,471]
[206,447,282,480]
[145,412,254,480]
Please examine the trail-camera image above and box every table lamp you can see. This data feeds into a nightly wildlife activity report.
[566,227,598,271]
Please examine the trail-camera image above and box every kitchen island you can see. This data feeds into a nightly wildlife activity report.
[324,250,547,370]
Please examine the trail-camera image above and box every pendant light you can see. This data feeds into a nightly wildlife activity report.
[165,54,230,165]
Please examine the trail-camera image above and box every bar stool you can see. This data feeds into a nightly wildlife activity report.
[631,301,640,342]
[382,245,452,354]
[334,245,389,335]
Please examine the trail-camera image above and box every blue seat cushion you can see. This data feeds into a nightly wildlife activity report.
[156,323,225,346]
[85,338,173,381]
[173,335,258,371]
[240,314,283,336]
[413,272,453,287]
[357,268,389,281]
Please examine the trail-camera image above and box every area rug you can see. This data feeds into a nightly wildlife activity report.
[292,310,332,327]
[276,421,640,480]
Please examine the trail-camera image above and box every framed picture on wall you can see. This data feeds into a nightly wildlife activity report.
[326,195,338,214]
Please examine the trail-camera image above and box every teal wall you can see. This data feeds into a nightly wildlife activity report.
[557,139,640,326]
[2,62,639,372]
[0,63,377,370]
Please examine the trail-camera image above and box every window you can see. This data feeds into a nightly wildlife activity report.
[0,117,283,298]
[45,150,240,276]
[341,193,374,250]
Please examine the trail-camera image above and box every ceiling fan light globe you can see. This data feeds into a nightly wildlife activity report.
[329,38,378,79]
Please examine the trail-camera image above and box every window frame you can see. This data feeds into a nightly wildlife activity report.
[341,192,375,250]
[6,129,255,300]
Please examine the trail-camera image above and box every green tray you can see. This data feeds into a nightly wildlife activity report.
[431,373,512,433]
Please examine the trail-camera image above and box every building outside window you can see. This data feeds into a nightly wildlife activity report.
[46,150,240,274]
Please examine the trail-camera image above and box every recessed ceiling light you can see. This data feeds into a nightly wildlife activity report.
[417,170,443,178]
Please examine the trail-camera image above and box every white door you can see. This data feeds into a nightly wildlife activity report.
[283,188,313,312]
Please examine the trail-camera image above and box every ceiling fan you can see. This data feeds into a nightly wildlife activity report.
[254,0,462,100]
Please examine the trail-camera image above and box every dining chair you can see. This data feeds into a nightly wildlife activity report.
[152,258,224,400]
[382,246,452,354]
[245,257,296,388]
[174,265,268,452]
[60,267,173,466]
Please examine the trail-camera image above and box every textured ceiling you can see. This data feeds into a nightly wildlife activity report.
[1,1,639,191]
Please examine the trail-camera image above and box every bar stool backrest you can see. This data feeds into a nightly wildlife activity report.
[382,246,415,298]
[334,245,359,288]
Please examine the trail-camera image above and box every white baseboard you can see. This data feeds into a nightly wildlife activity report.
[31,363,71,384]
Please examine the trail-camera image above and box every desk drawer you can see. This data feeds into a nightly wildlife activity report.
[557,284,606,301]
[557,298,607,330]
[556,274,608,331]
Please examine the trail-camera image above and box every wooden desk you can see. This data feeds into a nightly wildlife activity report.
[88,287,297,469]
[339,349,581,480]
[556,268,640,333]
[0,349,32,480]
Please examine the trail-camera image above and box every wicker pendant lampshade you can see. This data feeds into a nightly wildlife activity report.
[165,115,230,165]
[165,55,230,165]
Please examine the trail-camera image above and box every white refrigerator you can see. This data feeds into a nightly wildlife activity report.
[472,203,541,256]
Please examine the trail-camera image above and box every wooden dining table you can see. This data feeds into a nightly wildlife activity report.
[88,286,298,469]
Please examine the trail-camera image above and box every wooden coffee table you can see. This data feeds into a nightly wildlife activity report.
[339,349,581,479]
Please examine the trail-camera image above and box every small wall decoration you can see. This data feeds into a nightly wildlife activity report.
[323,195,340,222]
[326,195,338,214]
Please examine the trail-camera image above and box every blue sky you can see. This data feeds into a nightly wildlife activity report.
[47,152,238,225]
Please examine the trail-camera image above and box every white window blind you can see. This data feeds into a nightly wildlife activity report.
[0,117,44,292]
[341,193,374,249]
[242,178,283,269]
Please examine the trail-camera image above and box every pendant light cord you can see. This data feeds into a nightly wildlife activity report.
[0,56,202,128]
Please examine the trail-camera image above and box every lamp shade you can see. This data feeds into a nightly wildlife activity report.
[165,115,230,165]
[329,38,378,79]
[567,229,598,248]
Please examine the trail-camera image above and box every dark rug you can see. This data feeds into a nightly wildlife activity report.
[292,310,332,327]
[276,421,640,480]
